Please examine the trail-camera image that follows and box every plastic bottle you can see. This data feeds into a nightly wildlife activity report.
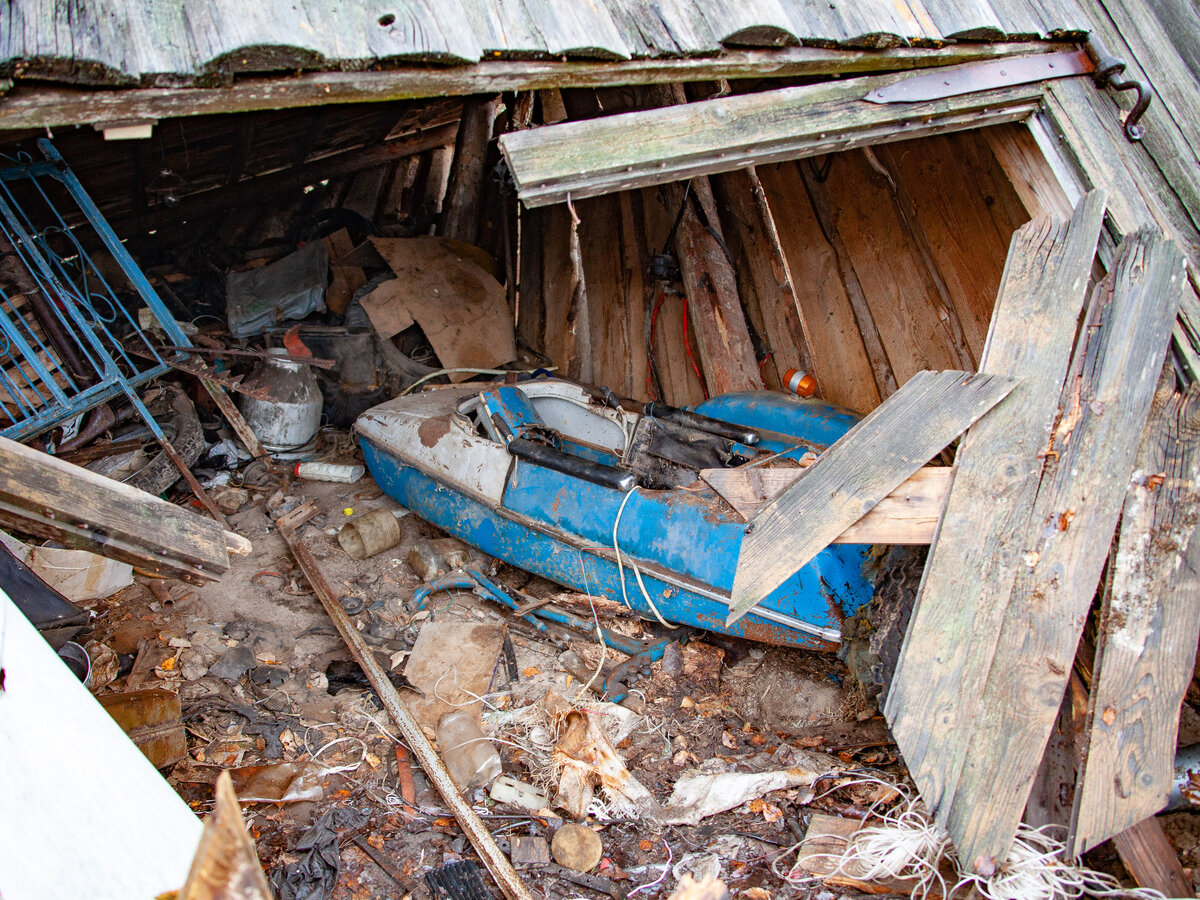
[782,368,817,398]
[437,709,502,791]
[293,461,365,484]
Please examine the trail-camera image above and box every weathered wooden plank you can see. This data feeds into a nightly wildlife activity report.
[0,43,1066,128]
[815,150,968,382]
[728,370,1016,624]
[641,186,706,407]
[797,157,899,402]
[580,193,632,396]
[703,464,951,542]
[757,161,880,413]
[616,190,651,401]
[884,191,1107,830]
[875,132,1029,364]
[945,229,1186,872]
[1111,816,1192,899]
[917,0,1005,40]
[499,62,1051,207]
[1068,376,1200,857]
[983,122,1073,219]
[0,434,241,583]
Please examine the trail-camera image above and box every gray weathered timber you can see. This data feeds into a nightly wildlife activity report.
[0,434,243,583]
[884,191,1107,829]
[727,370,1017,625]
[0,43,1065,130]
[500,65,1048,207]
[1068,375,1200,857]
[0,0,1072,87]
[945,230,1186,872]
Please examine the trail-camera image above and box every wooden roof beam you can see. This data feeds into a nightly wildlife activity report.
[0,43,1068,131]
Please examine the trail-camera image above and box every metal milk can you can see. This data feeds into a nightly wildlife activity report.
[237,349,323,452]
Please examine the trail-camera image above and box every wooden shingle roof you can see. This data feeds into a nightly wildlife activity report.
[0,0,1090,87]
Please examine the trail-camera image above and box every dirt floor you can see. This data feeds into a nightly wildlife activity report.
[69,434,1200,900]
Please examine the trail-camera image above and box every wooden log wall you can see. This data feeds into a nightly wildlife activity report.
[519,123,1031,413]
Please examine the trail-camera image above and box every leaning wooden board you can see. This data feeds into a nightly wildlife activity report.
[943,230,1184,870]
[885,192,1107,839]
[0,435,249,583]
[728,369,1017,625]
[1068,375,1200,856]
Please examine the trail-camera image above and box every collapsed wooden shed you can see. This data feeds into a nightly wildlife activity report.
[2,0,1200,893]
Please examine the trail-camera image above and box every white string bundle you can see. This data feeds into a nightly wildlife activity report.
[776,777,1170,900]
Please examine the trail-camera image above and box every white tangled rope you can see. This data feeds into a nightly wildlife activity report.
[774,778,1169,900]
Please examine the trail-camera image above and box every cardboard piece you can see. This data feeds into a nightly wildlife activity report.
[362,237,516,380]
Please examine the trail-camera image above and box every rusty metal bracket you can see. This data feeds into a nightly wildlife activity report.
[863,50,1094,104]
[1085,35,1151,142]
[274,502,533,900]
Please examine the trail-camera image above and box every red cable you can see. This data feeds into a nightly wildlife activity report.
[681,295,709,400]
[646,285,667,399]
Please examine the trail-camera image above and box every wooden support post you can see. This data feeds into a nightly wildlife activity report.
[885,191,1107,848]
[441,95,500,245]
[664,176,763,396]
[1068,373,1200,856]
[729,370,1016,623]
[711,167,818,391]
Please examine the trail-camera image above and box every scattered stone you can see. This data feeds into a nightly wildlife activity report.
[251,664,290,687]
[208,643,257,682]
[551,824,603,872]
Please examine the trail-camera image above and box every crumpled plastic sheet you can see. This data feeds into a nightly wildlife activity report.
[271,806,369,900]
[227,240,328,339]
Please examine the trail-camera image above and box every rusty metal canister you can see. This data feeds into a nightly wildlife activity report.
[237,349,322,452]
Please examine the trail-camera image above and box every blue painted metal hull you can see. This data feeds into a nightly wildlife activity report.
[359,387,876,650]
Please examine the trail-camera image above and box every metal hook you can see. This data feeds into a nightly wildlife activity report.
[1085,35,1151,141]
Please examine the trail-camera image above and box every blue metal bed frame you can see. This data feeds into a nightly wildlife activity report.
[0,139,192,446]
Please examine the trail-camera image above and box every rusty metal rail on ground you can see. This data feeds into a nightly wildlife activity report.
[274,501,533,900]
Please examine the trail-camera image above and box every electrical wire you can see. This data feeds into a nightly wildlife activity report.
[612,487,677,629]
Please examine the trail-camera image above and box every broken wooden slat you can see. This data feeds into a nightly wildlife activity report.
[944,229,1186,871]
[1111,816,1193,898]
[703,465,950,543]
[1067,375,1200,856]
[0,434,244,583]
[499,65,1047,208]
[884,191,1107,832]
[728,370,1017,625]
